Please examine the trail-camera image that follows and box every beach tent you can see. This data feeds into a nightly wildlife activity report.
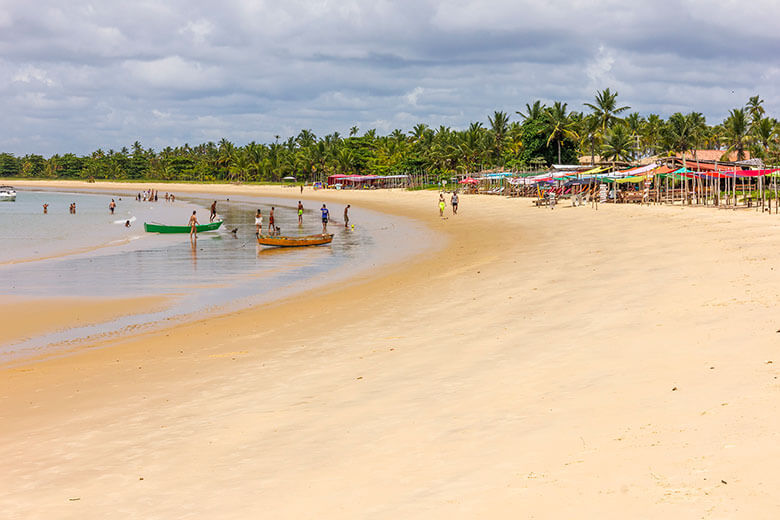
[459,177,478,184]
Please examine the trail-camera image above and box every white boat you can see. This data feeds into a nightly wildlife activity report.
[0,186,16,201]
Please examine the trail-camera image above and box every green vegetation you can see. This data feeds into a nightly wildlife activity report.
[2,91,779,182]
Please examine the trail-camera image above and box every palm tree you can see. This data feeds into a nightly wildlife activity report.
[584,88,630,134]
[686,112,707,161]
[409,123,429,143]
[663,112,696,166]
[516,100,546,121]
[580,114,601,165]
[488,110,510,164]
[542,102,577,164]
[349,126,359,137]
[721,108,751,161]
[641,114,664,156]
[746,95,765,126]
[752,117,776,157]
[601,124,634,163]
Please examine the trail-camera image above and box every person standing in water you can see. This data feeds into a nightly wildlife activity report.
[43,203,48,214]
[344,204,350,228]
[210,201,217,222]
[268,207,275,235]
[109,199,116,214]
[321,204,330,234]
[189,210,199,239]
[297,201,304,225]
[255,209,263,236]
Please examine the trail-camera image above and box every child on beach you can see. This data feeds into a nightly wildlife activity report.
[268,207,275,235]
[298,201,304,225]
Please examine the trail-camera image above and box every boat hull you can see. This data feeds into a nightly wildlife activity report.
[0,187,16,201]
[144,221,223,233]
[257,233,334,247]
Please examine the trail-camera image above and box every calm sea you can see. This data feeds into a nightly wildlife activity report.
[0,187,435,362]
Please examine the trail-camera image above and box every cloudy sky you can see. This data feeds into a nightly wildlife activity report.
[2,0,779,156]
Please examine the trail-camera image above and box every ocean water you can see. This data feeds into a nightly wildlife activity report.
[0,187,435,362]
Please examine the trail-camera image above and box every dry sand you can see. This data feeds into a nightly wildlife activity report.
[2,181,780,518]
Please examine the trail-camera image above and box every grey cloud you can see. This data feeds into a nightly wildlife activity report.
[2,0,779,155]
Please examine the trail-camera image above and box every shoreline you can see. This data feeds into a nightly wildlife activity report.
[3,182,780,517]
[2,181,441,365]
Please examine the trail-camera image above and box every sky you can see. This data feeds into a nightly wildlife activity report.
[2,0,779,156]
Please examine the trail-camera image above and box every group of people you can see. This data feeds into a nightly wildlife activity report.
[253,201,351,236]
[136,190,176,203]
[41,202,78,214]
[439,191,459,216]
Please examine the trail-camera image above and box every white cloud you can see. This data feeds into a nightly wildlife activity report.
[12,66,55,86]
[2,0,780,155]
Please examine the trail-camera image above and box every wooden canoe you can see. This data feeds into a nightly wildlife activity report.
[257,233,334,247]
[144,221,223,233]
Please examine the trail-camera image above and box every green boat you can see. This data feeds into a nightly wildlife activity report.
[144,221,223,233]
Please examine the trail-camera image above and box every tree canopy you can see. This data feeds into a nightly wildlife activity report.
[2,91,777,182]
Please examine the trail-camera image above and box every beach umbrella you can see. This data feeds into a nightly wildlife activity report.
[459,177,478,184]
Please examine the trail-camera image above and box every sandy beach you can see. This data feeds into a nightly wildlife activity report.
[2,181,780,518]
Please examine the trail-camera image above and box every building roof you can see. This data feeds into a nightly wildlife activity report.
[682,150,751,162]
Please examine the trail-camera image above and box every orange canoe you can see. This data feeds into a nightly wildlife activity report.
[257,233,334,247]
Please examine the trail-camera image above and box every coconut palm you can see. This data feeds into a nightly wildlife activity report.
[516,100,546,121]
[580,114,602,165]
[746,95,765,126]
[752,117,776,157]
[584,88,630,134]
[488,110,510,163]
[542,102,577,164]
[641,114,664,156]
[721,108,752,161]
[601,124,635,163]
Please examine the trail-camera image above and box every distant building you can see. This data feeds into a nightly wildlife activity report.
[680,150,751,162]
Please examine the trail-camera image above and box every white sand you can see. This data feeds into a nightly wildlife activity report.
[2,181,780,518]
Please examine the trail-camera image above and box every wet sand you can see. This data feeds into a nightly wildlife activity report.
[2,181,780,518]
[0,295,171,348]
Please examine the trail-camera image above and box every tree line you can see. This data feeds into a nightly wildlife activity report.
[1,89,777,183]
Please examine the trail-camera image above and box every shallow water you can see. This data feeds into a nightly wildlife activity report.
[0,188,436,362]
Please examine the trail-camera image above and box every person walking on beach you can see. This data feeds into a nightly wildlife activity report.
[321,204,330,234]
[189,210,199,239]
[344,204,350,228]
[43,203,48,214]
[451,192,458,215]
[109,199,116,214]
[268,207,275,235]
[438,195,445,217]
[298,201,304,225]
[210,201,217,222]
[255,209,263,236]
[300,184,304,194]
